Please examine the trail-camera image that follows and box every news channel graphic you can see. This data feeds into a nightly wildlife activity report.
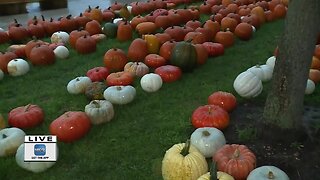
[24,135,58,162]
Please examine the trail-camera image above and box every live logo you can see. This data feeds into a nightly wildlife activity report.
[25,135,57,143]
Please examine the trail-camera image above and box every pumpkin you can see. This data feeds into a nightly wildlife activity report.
[197,161,234,180]
[314,44,320,59]
[7,58,30,76]
[103,85,136,105]
[273,4,287,19]
[155,15,171,30]
[130,15,147,29]
[91,34,106,42]
[8,24,30,42]
[247,64,273,82]
[75,13,91,28]
[213,144,256,180]
[159,40,176,62]
[305,79,315,95]
[51,31,69,44]
[0,51,18,73]
[103,48,128,72]
[136,22,158,35]
[143,34,161,54]
[247,166,289,180]
[85,82,107,100]
[162,140,208,180]
[195,44,209,65]
[42,18,61,36]
[27,21,46,39]
[309,69,320,84]
[29,45,56,66]
[53,46,69,59]
[250,6,266,24]
[85,100,114,125]
[59,14,78,33]
[7,44,26,58]
[184,32,207,44]
[311,56,320,70]
[214,31,235,48]
[127,38,149,62]
[140,73,163,92]
[220,17,238,32]
[102,22,118,38]
[234,22,253,41]
[266,56,276,69]
[117,21,132,41]
[202,42,224,57]
[75,35,97,54]
[164,26,185,42]
[154,65,182,83]
[233,71,263,98]
[8,104,44,129]
[124,62,149,77]
[85,20,102,35]
[191,105,230,130]
[0,127,25,157]
[50,111,91,143]
[67,76,93,94]
[89,6,103,23]
[86,66,110,82]
[190,127,226,158]
[170,41,197,72]
[25,39,48,59]
[0,29,10,44]
[208,91,237,112]
[106,71,134,86]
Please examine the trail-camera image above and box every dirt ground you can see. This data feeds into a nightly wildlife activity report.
[225,102,320,180]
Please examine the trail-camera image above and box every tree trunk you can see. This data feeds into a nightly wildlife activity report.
[260,0,320,140]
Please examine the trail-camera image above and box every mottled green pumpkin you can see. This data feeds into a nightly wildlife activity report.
[170,41,197,72]
[102,22,118,38]
[85,82,107,100]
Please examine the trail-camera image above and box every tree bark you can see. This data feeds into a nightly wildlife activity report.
[262,0,320,134]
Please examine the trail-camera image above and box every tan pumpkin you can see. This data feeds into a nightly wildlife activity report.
[162,140,208,180]
[124,62,149,77]
[197,162,234,180]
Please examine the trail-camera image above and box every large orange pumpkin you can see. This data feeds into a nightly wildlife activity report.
[159,40,176,62]
[117,21,132,41]
[135,22,158,35]
[220,17,238,32]
[127,38,148,62]
[273,4,287,19]
[103,48,128,72]
[214,31,235,48]
[234,22,253,41]
[213,144,256,180]
[250,6,265,24]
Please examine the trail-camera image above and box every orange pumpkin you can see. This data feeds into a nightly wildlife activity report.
[117,21,132,41]
[135,22,157,35]
[69,29,90,48]
[314,45,320,59]
[159,40,176,62]
[89,6,103,23]
[203,19,221,40]
[309,69,320,84]
[75,35,97,54]
[213,144,256,180]
[184,32,207,44]
[85,20,102,35]
[155,33,172,45]
[234,22,253,41]
[220,17,238,32]
[155,15,171,30]
[264,10,276,22]
[127,38,148,62]
[311,56,320,70]
[250,6,265,24]
[195,44,208,65]
[130,15,147,29]
[103,48,128,72]
[273,4,287,19]
[214,31,235,48]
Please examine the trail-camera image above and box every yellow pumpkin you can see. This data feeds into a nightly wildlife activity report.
[143,34,160,54]
[0,114,5,129]
[162,140,208,180]
[197,172,234,180]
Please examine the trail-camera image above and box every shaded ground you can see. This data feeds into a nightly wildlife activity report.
[225,102,320,179]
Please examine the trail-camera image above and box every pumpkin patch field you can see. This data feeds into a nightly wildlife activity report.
[0,0,320,179]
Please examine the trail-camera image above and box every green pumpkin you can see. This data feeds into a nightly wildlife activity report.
[170,41,197,72]
[102,22,118,38]
[85,82,107,100]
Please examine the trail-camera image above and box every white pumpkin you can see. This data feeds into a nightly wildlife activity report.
[190,127,226,158]
[103,85,136,105]
[247,166,289,180]
[247,64,273,82]
[51,31,69,44]
[53,45,69,59]
[140,73,163,92]
[113,18,123,24]
[91,34,106,42]
[252,25,256,33]
[16,143,58,173]
[67,76,92,94]
[233,71,263,98]
[7,58,30,76]
[266,56,276,69]
[0,127,25,157]
[0,69,3,80]
[305,79,315,95]
[85,100,114,125]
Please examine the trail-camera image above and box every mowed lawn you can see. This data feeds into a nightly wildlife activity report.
[0,14,319,179]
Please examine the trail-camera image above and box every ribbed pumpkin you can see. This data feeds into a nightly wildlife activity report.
[197,162,234,180]
[124,62,149,77]
[162,140,208,180]
[127,38,148,62]
[85,82,107,100]
[103,48,128,72]
[170,41,197,72]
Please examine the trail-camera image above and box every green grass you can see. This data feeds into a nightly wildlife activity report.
[0,15,319,179]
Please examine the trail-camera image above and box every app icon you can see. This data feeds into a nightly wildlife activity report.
[34,144,46,156]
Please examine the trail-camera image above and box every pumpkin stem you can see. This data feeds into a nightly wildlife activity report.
[116,86,122,91]
[208,106,212,114]
[233,148,240,158]
[180,139,191,156]
[41,15,45,21]
[24,104,32,112]
[92,100,100,108]
[2,133,7,139]
[202,130,211,137]
[210,161,218,180]
[268,171,275,179]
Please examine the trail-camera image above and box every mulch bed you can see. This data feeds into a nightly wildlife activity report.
[226,102,320,179]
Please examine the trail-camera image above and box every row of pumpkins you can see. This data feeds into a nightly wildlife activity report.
[0,0,298,179]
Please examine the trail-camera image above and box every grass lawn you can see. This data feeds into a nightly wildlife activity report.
[0,10,319,179]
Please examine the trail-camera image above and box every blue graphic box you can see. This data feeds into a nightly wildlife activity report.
[34,144,46,156]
